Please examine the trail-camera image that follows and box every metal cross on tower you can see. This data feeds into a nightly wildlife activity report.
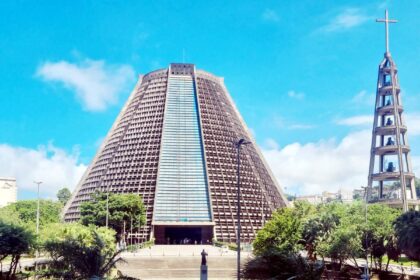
[376,10,398,55]
[367,11,419,212]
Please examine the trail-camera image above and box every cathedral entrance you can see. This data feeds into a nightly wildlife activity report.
[165,227,201,244]
[153,225,213,244]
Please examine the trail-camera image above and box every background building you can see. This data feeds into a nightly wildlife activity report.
[0,177,17,208]
[295,194,323,205]
[64,63,288,244]
[337,189,353,203]
[295,189,353,205]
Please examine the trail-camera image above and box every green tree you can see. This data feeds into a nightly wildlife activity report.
[253,208,302,256]
[57,187,72,205]
[42,223,122,279]
[310,203,365,271]
[394,210,420,262]
[251,201,403,276]
[0,221,35,279]
[364,204,400,270]
[317,226,363,271]
[0,200,62,230]
[0,206,21,225]
[292,200,316,220]
[248,204,323,279]
[80,192,146,241]
[241,251,324,280]
[353,193,362,200]
[302,212,340,261]
[384,234,400,271]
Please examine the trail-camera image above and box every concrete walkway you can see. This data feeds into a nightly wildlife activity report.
[118,245,251,279]
[121,244,247,257]
[345,258,420,277]
[119,246,420,279]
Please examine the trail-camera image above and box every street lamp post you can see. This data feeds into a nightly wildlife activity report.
[362,186,370,280]
[234,138,250,280]
[106,186,109,228]
[34,181,42,235]
[33,181,42,272]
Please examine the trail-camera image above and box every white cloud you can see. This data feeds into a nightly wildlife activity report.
[263,117,420,195]
[412,156,420,178]
[320,8,370,33]
[288,124,316,130]
[37,58,135,112]
[264,138,280,150]
[351,90,375,105]
[335,113,420,133]
[406,113,420,136]
[263,130,373,195]
[336,115,372,126]
[287,90,305,100]
[270,115,315,130]
[0,143,86,197]
[262,9,280,22]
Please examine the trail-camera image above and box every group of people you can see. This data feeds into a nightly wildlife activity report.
[166,237,211,245]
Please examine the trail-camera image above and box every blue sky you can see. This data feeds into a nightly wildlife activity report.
[0,0,419,199]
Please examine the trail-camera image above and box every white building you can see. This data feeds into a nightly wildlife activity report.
[338,189,354,203]
[295,189,354,205]
[295,194,324,205]
[0,177,17,208]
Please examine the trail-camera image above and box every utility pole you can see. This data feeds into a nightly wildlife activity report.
[34,181,42,234]
[235,138,250,280]
[363,186,370,280]
[106,186,109,228]
[34,181,42,273]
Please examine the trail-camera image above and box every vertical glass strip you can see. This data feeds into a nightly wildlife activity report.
[154,75,211,222]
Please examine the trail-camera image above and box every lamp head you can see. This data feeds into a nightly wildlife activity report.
[235,138,251,148]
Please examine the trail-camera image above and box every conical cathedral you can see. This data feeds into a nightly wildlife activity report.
[367,11,419,211]
[64,63,288,243]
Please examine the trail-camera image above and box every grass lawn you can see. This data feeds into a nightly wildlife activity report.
[382,256,420,268]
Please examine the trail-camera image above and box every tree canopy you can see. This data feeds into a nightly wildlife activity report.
[0,200,62,230]
[253,207,303,256]
[394,210,420,262]
[57,187,72,205]
[41,223,121,279]
[0,221,35,278]
[252,201,406,276]
[80,192,146,240]
[247,201,324,279]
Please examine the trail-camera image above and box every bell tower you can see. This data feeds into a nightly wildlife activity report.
[367,10,419,211]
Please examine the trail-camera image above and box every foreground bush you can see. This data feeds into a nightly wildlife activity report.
[241,251,324,280]
[41,224,123,279]
[0,221,35,279]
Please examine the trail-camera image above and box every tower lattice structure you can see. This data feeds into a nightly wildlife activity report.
[367,10,419,211]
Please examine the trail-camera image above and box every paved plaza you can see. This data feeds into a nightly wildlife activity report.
[118,245,251,279]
